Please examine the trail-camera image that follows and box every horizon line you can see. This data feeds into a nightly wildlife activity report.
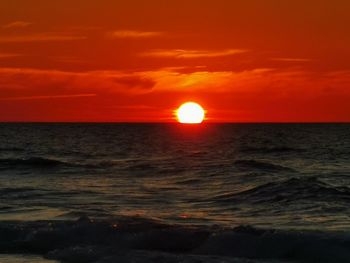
[0,121,349,124]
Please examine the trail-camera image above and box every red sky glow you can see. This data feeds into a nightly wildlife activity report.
[0,0,349,122]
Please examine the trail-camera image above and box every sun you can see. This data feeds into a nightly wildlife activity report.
[176,102,205,124]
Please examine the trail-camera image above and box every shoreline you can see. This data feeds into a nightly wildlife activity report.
[1,217,350,263]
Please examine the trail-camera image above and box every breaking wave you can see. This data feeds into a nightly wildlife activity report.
[1,217,350,263]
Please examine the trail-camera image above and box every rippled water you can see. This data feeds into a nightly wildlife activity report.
[1,123,350,262]
[0,123,349,230]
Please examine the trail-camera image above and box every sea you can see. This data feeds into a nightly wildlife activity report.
[0,123,349,263]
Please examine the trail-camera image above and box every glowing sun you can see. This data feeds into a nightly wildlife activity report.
[176,102,205,124]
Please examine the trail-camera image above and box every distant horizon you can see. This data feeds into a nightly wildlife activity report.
[1,121,349,124]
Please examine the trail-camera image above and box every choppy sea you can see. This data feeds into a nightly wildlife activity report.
[0,123,349,262]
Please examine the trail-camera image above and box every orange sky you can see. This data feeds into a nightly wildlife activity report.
[0,0,349,122]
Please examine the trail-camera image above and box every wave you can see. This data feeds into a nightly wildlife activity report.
[233,159,294,172]
[0,147,23,152]
[0,187,54,201]
[1,217,350,262]
[212,177,350,204]
[0,186,38,195]
[0,157,106,170]
[0,157,70,168]
[0,157,171,172]
[240,146,305,154]
[0,156,295,174]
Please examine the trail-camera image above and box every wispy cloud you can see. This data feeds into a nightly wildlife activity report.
[139,68,273,92]
[1,66,350,122]
[0,33,86,43]
[52,56,90,64]
[1,67,349,101]
[0,67,156,96]
[0,94,96,101]
[141,49,247,58]
[108,30,163,39]
[0,53,21,58]
[271,57,312,62]
[2,21,32,29]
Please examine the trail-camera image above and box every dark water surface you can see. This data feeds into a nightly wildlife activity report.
[0,123,349,262]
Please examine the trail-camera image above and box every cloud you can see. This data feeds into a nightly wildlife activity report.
[108,30,163,38]
[52,56,89,64]
[0,67,349,122]
[0,68,156,99]
[0,67,266,101]
[139,68,273,92]
[0,94,96,101]
[141,49,247,58]
[2,21,32,29]
[271,57,312,62]
[0,33,86,43]
[1,67,349,103]
[0,53,21,58]
[110,76,156,90]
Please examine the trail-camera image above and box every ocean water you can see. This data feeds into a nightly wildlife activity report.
[0,123,349,262]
